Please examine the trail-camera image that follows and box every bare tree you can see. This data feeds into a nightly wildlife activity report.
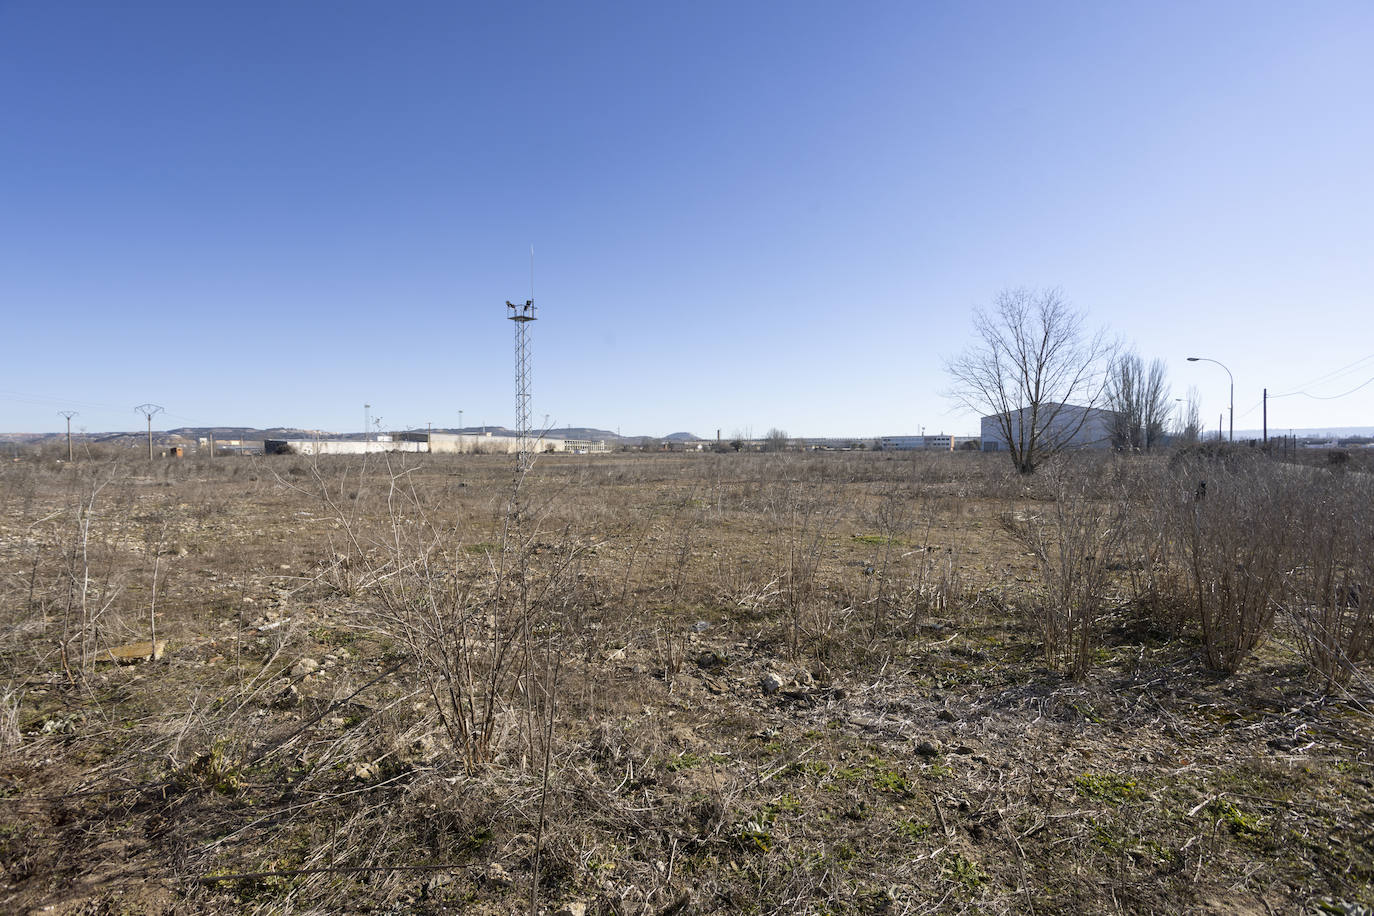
[946,288,1114,474]
[1107,352,1171,451]
[1173,385,1202,445]
[763,428,790,452]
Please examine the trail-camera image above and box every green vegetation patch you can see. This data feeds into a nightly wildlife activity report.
[1074,771,1143,804]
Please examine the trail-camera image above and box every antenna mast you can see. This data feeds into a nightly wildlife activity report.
[506,294,537,475]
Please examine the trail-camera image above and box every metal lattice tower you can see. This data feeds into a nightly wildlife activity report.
[506,299,537,473]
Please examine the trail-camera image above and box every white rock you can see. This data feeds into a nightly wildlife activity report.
[291,657,320,677]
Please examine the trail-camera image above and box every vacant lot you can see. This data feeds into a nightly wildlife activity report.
[1,449,1370,915]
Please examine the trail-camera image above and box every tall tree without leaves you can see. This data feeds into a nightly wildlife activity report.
[1175,385,1202,444]
[1107,352,1171,451]
[946,288,1114,474]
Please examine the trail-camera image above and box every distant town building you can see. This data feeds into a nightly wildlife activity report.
[878,435,980,451]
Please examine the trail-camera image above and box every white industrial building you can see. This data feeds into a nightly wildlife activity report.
[879,434,980,451]
[265,431,609,456]
[980,403,1115,452]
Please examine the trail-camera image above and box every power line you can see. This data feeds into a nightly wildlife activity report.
[1273,353,1374,398]
[1270,376,1374,401]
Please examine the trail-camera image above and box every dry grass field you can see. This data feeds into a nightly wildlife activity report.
[0,449,1370,915]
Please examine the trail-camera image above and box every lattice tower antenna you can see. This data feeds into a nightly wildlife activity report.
[506,296,537,474]
[134,404,163,460]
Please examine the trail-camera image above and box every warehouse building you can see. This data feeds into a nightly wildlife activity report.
[980,403,1115,452]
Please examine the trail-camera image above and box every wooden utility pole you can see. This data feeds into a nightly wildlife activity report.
[135,404,164,460]
[58,411,78,462]
[1262,389,1267,444]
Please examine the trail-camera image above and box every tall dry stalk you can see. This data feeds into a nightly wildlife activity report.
[766,481,836,660]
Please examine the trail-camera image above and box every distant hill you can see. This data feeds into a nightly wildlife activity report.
[663,432,702,441]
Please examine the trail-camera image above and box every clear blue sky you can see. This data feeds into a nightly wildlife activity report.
[3,1,1372,438]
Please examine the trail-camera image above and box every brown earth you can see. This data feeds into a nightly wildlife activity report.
[0,450,1369,915]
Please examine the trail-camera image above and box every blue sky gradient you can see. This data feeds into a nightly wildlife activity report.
[3,2,1372,437]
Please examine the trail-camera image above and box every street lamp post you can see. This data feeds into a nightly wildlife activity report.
[1187,357,1233,442]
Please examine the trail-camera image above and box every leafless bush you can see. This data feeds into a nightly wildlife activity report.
[1176,454,1293,672]
[765,481,839,660]
[1282,469,1374,689]
[862,487,914,638]
[1002,458,1126,677]
[326,457,581,775]
[1114,458,1192,634]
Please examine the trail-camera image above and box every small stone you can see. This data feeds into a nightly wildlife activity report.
[485,862,514,888]
[328,717,347,729]
[691,620,711,632]
[695,649,724,669]
[916,740,941,758]
[351,761,377,781]
[291,657,320,677]
[273,683,301,709]
[555,902,588,916]
[761,672,783,695]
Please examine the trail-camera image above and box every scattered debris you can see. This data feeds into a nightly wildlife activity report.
[98,640,167,663]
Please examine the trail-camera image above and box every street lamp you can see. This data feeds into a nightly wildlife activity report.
[1187,357,1233,442]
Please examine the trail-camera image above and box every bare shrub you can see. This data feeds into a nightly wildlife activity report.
[1114,458,1193,635]
[862,487,914,638]
[1176,454,1293,672]
[1283,469,1374,689]
[339,457,581,774]
[1002,458,1126,678]
[765,480,839,660]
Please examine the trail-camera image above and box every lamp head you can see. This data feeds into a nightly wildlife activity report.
[1186,357,1200,362]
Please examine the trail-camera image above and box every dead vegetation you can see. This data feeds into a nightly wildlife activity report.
[0,448,1370,915]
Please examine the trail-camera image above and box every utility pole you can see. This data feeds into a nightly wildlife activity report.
[1262,388,1267,444]
[58,411,77,462]
[135,404,163,460]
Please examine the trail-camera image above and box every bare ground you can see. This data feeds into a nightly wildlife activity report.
[0,451,1370,915]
